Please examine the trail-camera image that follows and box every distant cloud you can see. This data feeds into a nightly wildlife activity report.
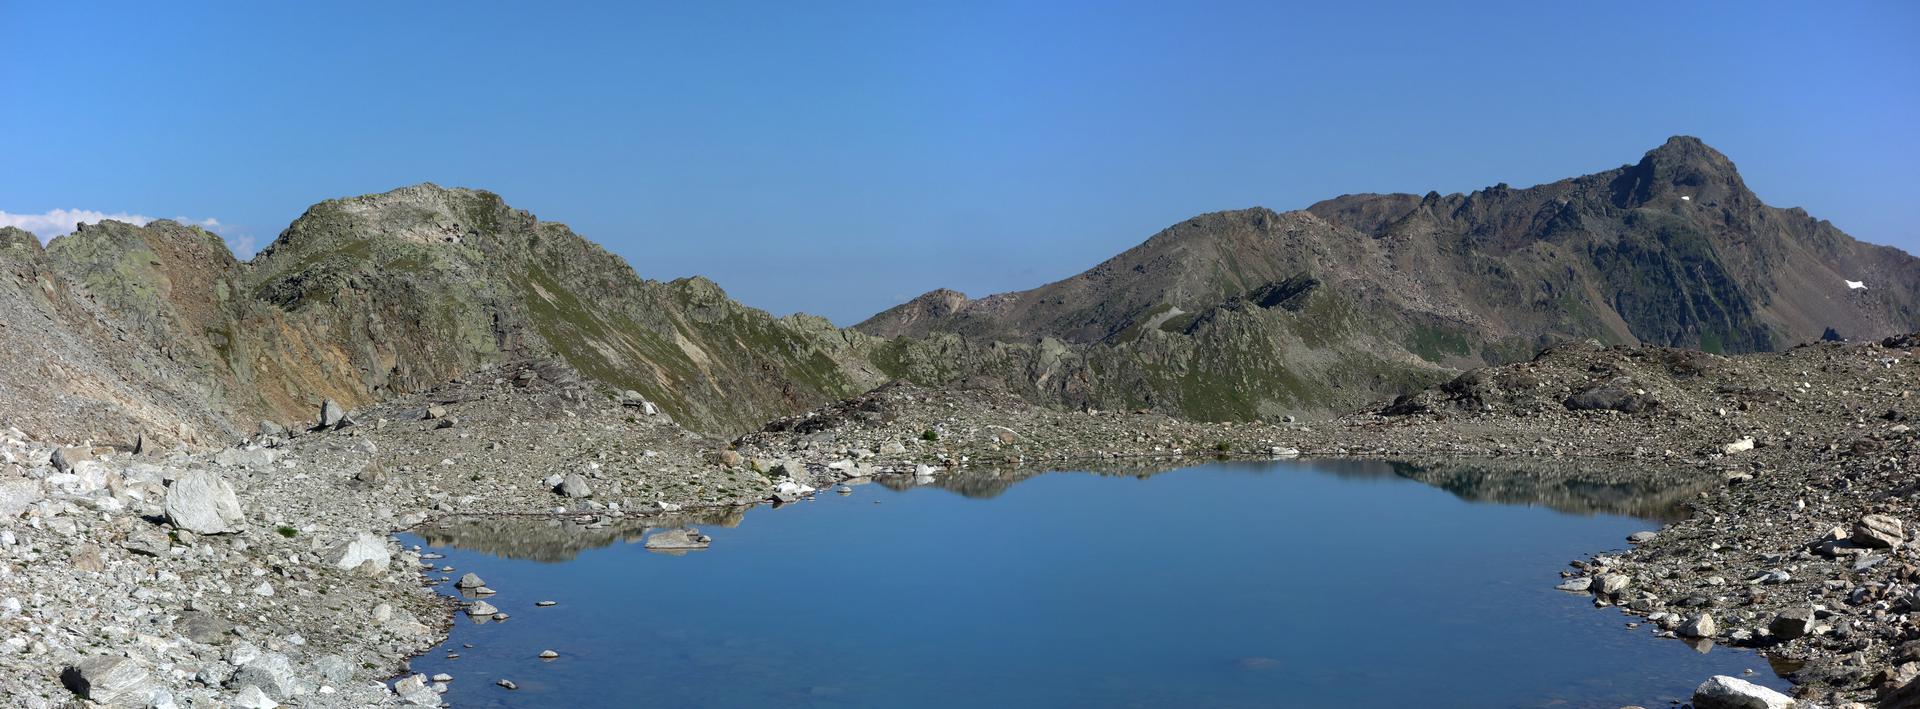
[0,208,252,256]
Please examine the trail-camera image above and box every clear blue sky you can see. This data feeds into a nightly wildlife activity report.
[3,2,1915,324]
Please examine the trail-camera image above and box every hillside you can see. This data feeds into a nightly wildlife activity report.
[0,185,894,446]
[856,137,1920,419]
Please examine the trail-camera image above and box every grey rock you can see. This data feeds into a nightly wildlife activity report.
[61,655,156,705]
[164,470,244,534]
[393,674,439,706]
[177,610,233,644]
[1679,612,1717,638]
[256,420,285,438]
[313,654,353,686]
[555,473,591,498]
[228,651,302,700]
[465,600,499,616]
[1597,573,1631,596]
[319,399,347,429]
[1555,577,1592,592]
[644,528,711,551]
[1627,530,1659,544]
[1853,514,1905,548]
[231,685,278,709]
[0,478,45,519]
[1769,608,1814,640]
[455,573,486,589]
[51,446,94,473]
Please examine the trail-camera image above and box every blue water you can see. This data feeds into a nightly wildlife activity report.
[403,459,1787,708]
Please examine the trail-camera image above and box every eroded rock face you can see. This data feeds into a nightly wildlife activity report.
[164,470,244,534]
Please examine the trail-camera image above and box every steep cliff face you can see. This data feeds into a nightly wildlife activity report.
[858,137,1920,420]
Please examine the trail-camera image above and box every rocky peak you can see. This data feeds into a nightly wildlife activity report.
[1610,135,1749,209]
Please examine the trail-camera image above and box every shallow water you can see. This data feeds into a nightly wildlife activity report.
[402,459,1786,708]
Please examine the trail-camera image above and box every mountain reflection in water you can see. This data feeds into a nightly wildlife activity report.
[419,458,1707,563]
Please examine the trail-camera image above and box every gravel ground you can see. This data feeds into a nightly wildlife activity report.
[7,337,1919,707]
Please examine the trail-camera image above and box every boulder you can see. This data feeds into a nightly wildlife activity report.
[1691,675,1794,709]
[554,474,591,498]
[644,528,711,551]
[318,399,346,429]
[228,651,303,700]
[232,685,278,709]
[1597,574,1631,596]
[1853,514,1906,549]
[164,470,245,535]
[177,610,234,644]
[329,532,391,572]
[465,600,499,616]
[1679,612,1717,638]
[61,655,156,705]
[0,478,44,519]
[51,446,94,472]
[424,405,448,420]
[1769,608,1814,641]
[455,573,486,590]
[256,420,285,438]
[1721,436,1755,455]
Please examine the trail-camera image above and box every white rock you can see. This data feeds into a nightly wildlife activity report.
[1722,437,1755,455]
[1692,674,1794,709]
[329,532,391,571]
[164,470,245,535]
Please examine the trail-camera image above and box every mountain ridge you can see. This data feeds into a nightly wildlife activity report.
[4,137,1914,447]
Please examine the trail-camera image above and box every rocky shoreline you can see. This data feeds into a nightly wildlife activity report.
[6,336,1920,707]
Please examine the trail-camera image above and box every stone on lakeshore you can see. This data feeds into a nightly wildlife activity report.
[538,650,558,659]
[466,600,499,616]
[1679,612,1717,638]
[1691,675,1793,709]
[61,654,156,705]
[555,473,591,498]
[164,470,245,534]
[644,528,711,551]
[535,600,557,607]
[1769,608,1814,641]
[1597,574,1631,596]
[393,674,439,706]
[1853,514,1905,549]
[455,573,486,589]
[1555,577,1592,592]
[497,679,518,690]
[330,532,391,572]
[1627,531,1658,544]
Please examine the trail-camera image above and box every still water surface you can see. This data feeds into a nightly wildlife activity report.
[403,459,1787,708]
